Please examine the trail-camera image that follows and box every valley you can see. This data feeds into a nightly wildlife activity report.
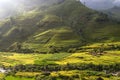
[0,42,120,80]
[0,0,120,80]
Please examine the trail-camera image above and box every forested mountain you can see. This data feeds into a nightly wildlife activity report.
[0,0,120,53]
[0,0,120,80]
[103,6,120,20]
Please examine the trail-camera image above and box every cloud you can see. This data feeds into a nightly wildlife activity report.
[0,0,29,19]
[114,0,120,6]
[80,0,120,10]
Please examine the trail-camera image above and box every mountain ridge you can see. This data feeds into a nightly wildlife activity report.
[0,0,120,53]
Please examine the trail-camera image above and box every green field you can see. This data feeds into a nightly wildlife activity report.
[56,51,120,65]
[0,46,120,67]
[0,0,120,80]
[0,42,120,80]
[5,76,35,80]
[0,52,71,66]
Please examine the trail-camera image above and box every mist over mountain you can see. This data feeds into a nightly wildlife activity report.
[80,0,120,10]
[1,0,120,20]
[0,1,120,80]
[0,0,64,19]
[103,6,120,20]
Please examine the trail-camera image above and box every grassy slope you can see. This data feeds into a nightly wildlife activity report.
[23,26,81,52]
[0,1,120,79]
[23,0,120,52]
[0,0,120,52]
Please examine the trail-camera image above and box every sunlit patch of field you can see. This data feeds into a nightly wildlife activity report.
[85,76,120,80]
[56,52,120,65]
[0,52,36,66]
[56,42,120,65]
[51,70,79,77]
[50,70,115,80]
[34,53,72,65]
[5,76,35,80]
[1,50,120,66]
[0,52,71,66]
[15,72,41,77]
[7,54,35,65]
[51,70,120,80]
[82,42,120,49]
[0,73,5,79]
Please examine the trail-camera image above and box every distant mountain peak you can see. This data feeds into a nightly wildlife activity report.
[111,6,120,10]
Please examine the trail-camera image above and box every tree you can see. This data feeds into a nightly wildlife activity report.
[16,42,22,50]
[96,77,104,80]
[48,46,59,53]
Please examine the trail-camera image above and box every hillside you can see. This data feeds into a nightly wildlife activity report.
[0,0,120,53]
[103,6,120,20]
[0,0,120,80]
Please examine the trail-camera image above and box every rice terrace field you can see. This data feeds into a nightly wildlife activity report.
[0,52,71,66]
[0,42,120,80]
[0,0,120,80]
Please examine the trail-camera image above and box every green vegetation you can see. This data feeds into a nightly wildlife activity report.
[0,42,120,79]
[0,0,119,53]
[5,76,34,80]
[0,41,120,79]
[0,0,120,80]
[0,73,5,79]
[0,52,71,66]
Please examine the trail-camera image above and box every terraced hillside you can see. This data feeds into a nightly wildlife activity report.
[0,0,120,53]
[0,0,120,80]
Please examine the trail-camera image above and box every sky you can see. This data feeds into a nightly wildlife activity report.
[0,0,34,19]
[0,0,40,19]
[80,0,120,10]
[0,0,20,19]
[0,0,120,19]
